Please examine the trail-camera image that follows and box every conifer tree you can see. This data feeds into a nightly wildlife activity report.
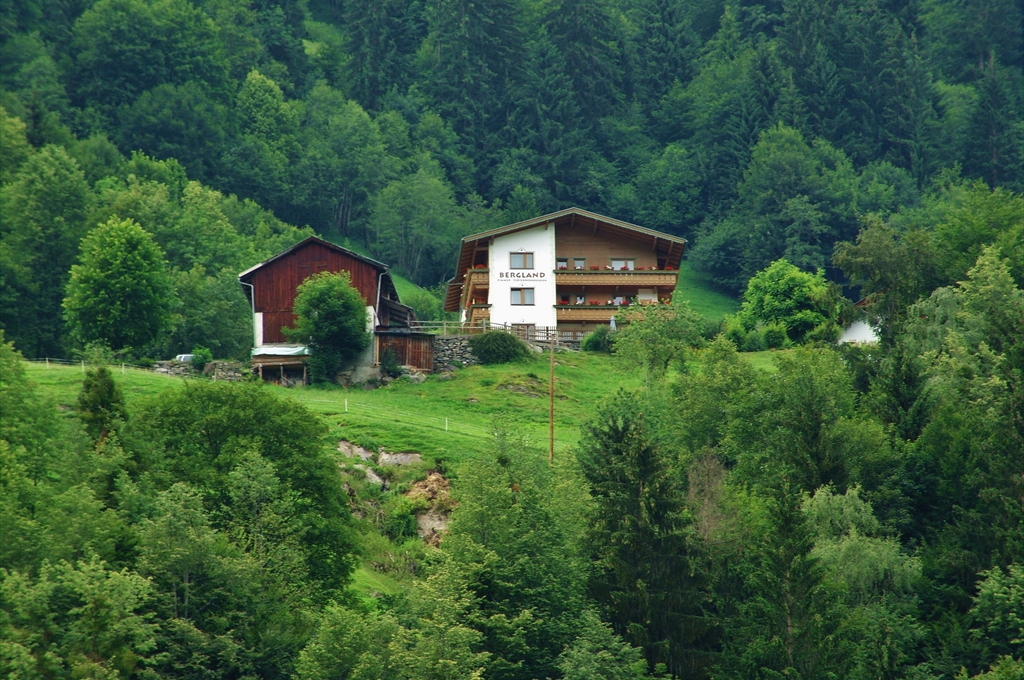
[579,394,714,677]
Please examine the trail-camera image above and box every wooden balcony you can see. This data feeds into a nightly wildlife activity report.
[466,269,489,288]
[554,269,678,287]
[555,305,620,322]
[467,304,491,325]
[460,268,490,310]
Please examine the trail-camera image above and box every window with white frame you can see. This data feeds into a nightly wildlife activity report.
[573,258,586,269]
[511,288,535,305]
[610,259,635,270]
[510,252,534,269]
[556,258,569,270]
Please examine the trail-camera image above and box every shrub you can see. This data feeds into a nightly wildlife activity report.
[380,347,402,378]
[763,323,788,349]
[804,321,841,345]
[468,331,532,364]
[191,346,213,372]
[742,329,766,352]
[581,324,614,352]
[78,365,126,439]
[381,494,419,541]
[723,318,747,348]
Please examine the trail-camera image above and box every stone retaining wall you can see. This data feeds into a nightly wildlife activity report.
[153,360,248,381]
[432,336,479,371]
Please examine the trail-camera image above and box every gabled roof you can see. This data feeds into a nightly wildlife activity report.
[444,208,687,311]
[238,235,389,281]
[238,235,400,306]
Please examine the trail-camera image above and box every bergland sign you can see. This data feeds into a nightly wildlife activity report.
[497,271,547,281]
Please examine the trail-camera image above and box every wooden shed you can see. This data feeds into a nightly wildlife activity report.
[238,236,434,378]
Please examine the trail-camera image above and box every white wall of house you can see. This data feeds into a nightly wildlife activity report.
[253,312,264,347]
[489,224,557,328]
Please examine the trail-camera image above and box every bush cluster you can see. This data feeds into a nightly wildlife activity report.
[468,331,532,364]
[581,325,614,353]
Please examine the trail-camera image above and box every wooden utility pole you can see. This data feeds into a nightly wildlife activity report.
[549,331,556,467]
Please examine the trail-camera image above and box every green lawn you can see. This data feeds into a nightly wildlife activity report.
[23,361,185,412]
[674,260,740,321]
[268,350,642,467]
[23,346,787,459]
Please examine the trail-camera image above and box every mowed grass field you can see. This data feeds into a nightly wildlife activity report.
[674,260,740,321]
[22,345,785,467]
[22,352,643,466]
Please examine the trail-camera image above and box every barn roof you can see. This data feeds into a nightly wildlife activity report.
[238,236,389,281]
[238,235,399,303]
[444,208,687,312]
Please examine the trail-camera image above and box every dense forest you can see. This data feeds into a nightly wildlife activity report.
[1,0,1023,678]
[2,241,1022,679]
[1,0,1023,359]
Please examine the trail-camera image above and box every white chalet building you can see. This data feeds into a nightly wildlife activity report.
[444,208,687,340]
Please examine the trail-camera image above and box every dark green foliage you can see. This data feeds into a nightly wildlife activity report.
[379,346,402,378]
[468,331,532,365]
[134,380,358,597]
[578,393,714,677]
[580,324,614,353]
[0,144,89,357]
[442,424,589,679]
[283,271,370,383]
[77,366,126,440]
[190,346,212,372]
[63,217,175,352]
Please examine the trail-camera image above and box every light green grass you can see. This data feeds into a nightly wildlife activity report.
[267,351,642,467]
[741,349,796,373]
[675,260,740,321]
[350,564,403,601]
[23,361,185,412]
[22,347,782,461]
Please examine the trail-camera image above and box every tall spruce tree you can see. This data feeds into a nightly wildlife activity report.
[342,0,425,112]
[420,0,523,187]
[578,394,714,677]
[545,0,624,127]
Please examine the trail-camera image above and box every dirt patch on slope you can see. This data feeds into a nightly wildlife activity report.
[406,472,455,545]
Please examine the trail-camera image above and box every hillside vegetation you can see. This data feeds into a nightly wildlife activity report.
[1,0,1023,678]
[2,0,1022,362]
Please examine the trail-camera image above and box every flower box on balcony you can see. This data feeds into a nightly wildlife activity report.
[588,301,601,305]
[590,266,599,270]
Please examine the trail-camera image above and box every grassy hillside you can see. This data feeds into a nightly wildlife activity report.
[23,347,787,463]
[674,260,740,321]
[23,352,640,466]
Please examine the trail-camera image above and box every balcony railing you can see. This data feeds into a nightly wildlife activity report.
[465,269,489,287]
[554,269,678,286]
[555,305,620,322]
[467,304,491,324]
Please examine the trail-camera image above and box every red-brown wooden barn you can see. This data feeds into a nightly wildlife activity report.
[238,236,433,382]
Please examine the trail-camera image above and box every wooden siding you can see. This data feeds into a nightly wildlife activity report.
[554,270,678,286]
[378,334,434,371]
[554,219,661,269]
[248,241,382,344]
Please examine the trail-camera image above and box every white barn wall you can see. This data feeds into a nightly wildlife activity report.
[489,224,557,328]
